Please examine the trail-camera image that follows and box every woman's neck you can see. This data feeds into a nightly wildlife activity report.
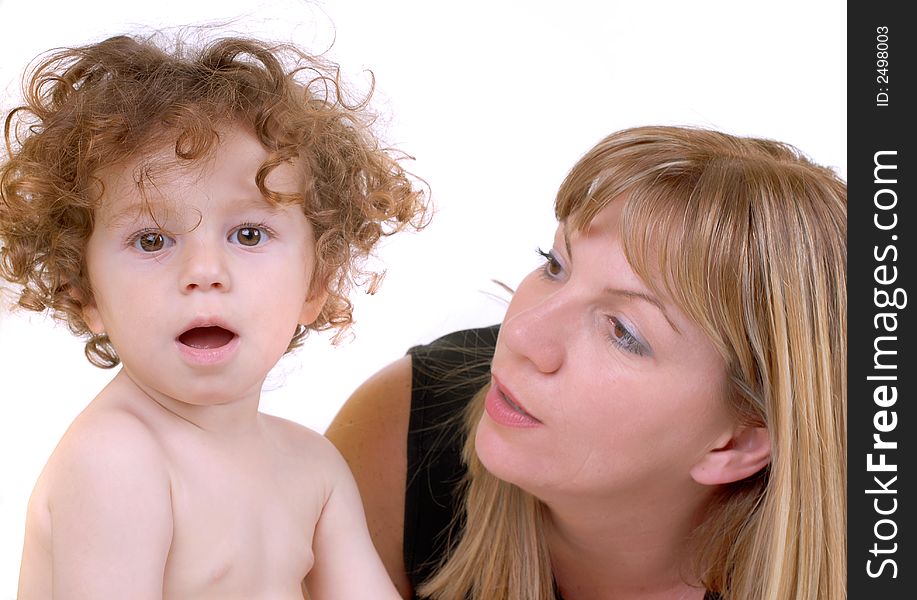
[542,485,711,600]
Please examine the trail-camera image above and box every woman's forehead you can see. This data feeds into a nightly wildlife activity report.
[559,201,695,316]
[556,204,649,292]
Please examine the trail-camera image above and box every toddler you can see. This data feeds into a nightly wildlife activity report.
[0,33,426,599]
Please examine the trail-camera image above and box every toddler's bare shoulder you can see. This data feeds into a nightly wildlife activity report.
[42,402,171,500]
[262,414,340,455]
[260,414,353,481]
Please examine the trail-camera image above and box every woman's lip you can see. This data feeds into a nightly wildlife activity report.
[484,376,542,428]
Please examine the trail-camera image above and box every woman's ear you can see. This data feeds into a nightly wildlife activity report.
[690,426,770,486]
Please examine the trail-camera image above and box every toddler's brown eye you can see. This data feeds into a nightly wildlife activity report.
[235,227,262,246]
[137,232,165,252]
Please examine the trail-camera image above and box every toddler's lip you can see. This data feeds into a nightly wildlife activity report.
[176,318,238,349]
[178,326,236,349]
[174,318,240,366]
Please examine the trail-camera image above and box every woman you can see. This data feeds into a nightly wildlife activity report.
[327,126,847,599]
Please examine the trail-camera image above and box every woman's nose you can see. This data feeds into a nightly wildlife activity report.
[500,291,565,374]
[180,237,231,293]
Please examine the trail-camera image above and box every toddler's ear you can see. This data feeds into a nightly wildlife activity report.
[298,287,329,327]
[690,425,770,486]
[71,287,105,334]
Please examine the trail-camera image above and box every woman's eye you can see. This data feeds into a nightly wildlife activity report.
[232,226,267,247]
[536,248,564,279]
[608,317,649,357]
[133,231,169,253]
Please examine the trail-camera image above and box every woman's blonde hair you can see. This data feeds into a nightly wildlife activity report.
[420,126,846,600]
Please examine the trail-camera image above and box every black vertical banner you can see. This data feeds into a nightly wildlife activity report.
[848,3,913,598]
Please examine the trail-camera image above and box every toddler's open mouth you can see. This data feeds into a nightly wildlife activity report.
[178,326,237,349]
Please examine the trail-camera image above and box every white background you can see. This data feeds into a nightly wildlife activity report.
[0,0,845,596]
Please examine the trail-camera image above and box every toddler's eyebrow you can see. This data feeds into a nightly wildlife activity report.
[104,199,173,227]
[104,196,282,227]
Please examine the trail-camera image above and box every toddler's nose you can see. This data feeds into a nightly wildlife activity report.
[180,239,231,293]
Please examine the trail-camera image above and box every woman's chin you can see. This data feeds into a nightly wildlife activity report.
[474,414,549,491]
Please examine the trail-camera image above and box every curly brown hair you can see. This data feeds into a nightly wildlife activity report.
[0,33,428,368]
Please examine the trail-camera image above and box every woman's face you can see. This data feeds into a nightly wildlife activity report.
[475,201,737,503]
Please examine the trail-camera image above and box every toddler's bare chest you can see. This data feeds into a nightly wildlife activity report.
[161,446,324,598]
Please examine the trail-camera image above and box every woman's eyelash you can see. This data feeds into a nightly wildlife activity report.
[534,245,649,357]
[607,316,649,357]
[536,247,564,279]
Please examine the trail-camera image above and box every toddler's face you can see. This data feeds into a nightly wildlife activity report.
[81,125,324,407]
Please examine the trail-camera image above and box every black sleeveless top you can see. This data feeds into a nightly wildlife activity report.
[404,325,497,588]
[404,326,720,600]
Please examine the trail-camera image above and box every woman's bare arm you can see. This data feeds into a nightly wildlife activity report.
[325,355,413,598]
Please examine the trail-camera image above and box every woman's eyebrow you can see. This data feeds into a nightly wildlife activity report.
[562,224,682,336]
[602,287,682,335]
[562,223,574,258]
